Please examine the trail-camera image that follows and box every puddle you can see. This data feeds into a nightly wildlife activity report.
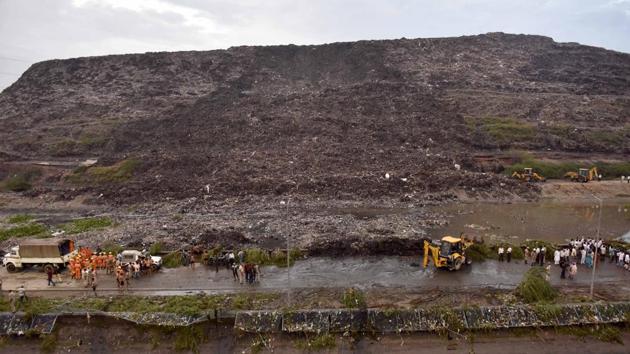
[430,201,630,244]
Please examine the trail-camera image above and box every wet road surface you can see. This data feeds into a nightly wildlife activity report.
[2,256,629,296]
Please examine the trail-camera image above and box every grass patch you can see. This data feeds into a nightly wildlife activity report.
[467,117,536,146]
[504,154,630,180]
[294,334,336,351]
[516,267,558,303]
[6,214,34,224]
[244,248,302,267]
[341,288,367,309]
[0,168,42,192]
[40,334,58,353]
[173,325,205,353]
[162,251,183,268]
[557,325,624,344]
[67,159,140,184]
[0,223,49,241]
[61,217,113,234]
[0,293,278,316]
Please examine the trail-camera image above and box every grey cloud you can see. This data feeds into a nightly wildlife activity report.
[1,0,629,90]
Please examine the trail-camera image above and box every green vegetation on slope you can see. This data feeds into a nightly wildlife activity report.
[467,117,536,146]
[61,217,113,234]
[0,223,49,241]
[67,159,140,184]
[0,168,42,192]
[7,214,34,224]
[504,154,630,180]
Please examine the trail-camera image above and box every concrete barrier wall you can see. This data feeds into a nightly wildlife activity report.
[234,302,630,334]
[1,302,629,336]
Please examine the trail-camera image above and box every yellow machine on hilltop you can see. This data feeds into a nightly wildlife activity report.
[511,168,545,182]
[564,167,599,183]
[423,235,473,271]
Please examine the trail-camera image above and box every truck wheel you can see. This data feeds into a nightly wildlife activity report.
[43,264,55,274]
[6,263,17,273]
[453,258,463,271]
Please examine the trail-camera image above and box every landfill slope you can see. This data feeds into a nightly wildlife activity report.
[0,33,629,203]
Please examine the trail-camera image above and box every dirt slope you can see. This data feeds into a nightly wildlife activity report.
[1,32,629,202]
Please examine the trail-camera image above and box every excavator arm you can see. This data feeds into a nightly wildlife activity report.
[423,240,440,269]
[589,167,598,181]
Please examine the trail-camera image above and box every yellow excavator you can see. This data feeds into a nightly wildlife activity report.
[423,235,473,271]
[564,167,599,183]
[511,168,546,182]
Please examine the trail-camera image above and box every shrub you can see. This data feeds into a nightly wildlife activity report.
[465,243,497,262]
[244,248,302,267]
[149,242,164,255]
[341,288,367,309]
[61,217,113,234]
[100,241,124,255]
[0,168,42,192]
[162,251,183,268]
[515,267,558,303]
[521,240,556,260]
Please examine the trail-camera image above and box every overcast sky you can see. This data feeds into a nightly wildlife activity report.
[1,0,630,90]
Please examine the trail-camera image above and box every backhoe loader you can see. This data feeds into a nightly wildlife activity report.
[511,168,545,182]
[423,235,473,271]
[564,167,599,183]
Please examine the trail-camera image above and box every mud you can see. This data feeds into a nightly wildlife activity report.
[431,199,630,244]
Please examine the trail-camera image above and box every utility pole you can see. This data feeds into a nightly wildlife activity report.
[590,195,603,300]
[281,199,291,306]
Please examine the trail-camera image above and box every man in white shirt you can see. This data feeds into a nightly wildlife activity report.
[498,247,504,262]
[506,247,512,263]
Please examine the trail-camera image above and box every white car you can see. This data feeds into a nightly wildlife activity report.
[118,250,162,271]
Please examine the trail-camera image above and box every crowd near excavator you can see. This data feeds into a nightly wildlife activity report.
[511,167,546,182]
[422,235,473,271]
[564,167,600,183]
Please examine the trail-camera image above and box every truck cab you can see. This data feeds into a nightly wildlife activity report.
[3,239,77,273]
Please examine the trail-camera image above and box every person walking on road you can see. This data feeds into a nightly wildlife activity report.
[524,247,530,264]
[560,258,567,279]
[46,267,56,287]
[498,247,504,262]
[506,247,512,263]
[569,262,577,280]
[540,246,546,265]
[17,285,27,308]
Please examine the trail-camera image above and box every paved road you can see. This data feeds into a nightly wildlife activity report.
[1,256,629,296]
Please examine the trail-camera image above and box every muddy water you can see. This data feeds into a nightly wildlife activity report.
[430,201,630,244]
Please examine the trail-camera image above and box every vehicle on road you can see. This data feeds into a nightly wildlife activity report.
[564,167,599,183]
[3,238,77,273]
[119,250,162,271]
[423,235,473,271]
[512,168,546,182]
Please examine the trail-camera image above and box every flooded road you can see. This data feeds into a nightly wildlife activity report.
[3,256,629,296]
[430,201,630,244]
